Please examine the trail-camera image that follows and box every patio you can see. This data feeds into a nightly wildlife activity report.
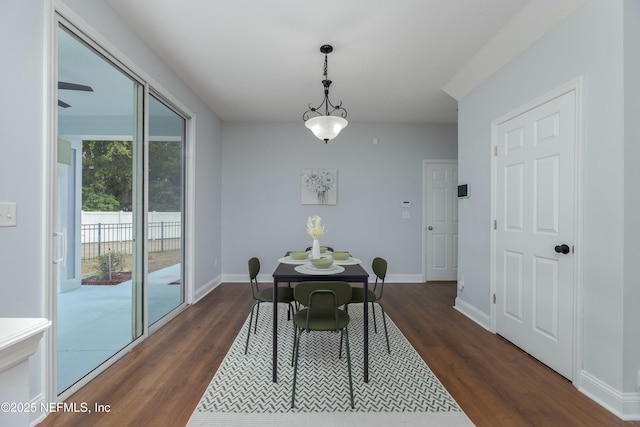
[57,264,182,393]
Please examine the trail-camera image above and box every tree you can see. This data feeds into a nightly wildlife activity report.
[82,140,133,211]
[149,141,182,212]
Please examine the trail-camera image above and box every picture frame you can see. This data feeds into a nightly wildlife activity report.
[301,168,337,205]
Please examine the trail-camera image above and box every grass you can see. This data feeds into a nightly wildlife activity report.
[82,250,181,278]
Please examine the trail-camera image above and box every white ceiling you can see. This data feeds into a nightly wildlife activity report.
[98,0,584,124]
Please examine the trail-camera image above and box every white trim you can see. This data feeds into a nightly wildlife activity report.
[489,77,584,384]
[454,298,491,331]
[43,0,57,410]
[193,276,223,304]
[580,371,640,421]
[221,273,424,284]
[421,159,458,282]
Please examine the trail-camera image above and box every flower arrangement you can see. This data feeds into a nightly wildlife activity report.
[304,169,335,204]
[307,215,325,239]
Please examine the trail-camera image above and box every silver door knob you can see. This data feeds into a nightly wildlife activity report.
[428,226,433,230]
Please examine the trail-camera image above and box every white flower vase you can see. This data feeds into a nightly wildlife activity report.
[311,239,321,259]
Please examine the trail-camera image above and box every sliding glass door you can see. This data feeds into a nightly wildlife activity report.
[147,95,185,325]
[55,19,187,395]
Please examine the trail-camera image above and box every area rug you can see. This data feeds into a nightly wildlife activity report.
[188,303,474,427]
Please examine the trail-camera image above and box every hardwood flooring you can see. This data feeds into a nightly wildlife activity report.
[40,282,639,426]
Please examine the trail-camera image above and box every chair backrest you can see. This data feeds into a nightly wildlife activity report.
[248,257,260,297]
[372,257,387,294]
[294,281,352,307]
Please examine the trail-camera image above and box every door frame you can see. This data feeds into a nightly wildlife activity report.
[422,159,458,282]
[45,5,196,403]
[489,77,584,385]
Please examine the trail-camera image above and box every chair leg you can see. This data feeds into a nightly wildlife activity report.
[291,323,298,366]
[377,302,391,354]
[244,302,257,355]
[371,301,378,333]
[343,328,354,409]
[254,303,260,333]
[291,327,302,408]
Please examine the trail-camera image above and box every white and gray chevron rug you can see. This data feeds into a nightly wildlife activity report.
[188,303,474,427]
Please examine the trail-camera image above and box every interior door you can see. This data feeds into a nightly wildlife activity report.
[425,162,458,281]
[494,90,576,380]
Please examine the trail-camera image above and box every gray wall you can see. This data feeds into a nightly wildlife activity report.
[457,0,639,407]
[221,122,457,281]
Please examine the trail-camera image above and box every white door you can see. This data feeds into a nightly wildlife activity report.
[495,90,576,380]
[425,162,458,281]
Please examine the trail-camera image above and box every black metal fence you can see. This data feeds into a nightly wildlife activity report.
[81,221,181,260]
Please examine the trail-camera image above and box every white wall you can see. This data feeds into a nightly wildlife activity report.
[457,0,640,416]
[221,122,457,281]
[622,0,640,395]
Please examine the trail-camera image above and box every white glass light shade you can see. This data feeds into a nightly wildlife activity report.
[305,116,348,141]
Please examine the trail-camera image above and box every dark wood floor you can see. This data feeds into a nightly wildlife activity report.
[40,282,639,427]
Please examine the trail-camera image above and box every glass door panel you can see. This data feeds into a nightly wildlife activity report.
[147,95,185,324]
[56,24,143,394]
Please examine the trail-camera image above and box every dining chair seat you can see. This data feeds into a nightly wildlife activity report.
[258,287,294,303]
[244,257,295,355]
[344,257,390,354]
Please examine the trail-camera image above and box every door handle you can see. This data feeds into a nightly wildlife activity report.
[428,226,433,231]
[554,244,570,254]
[54,227,67,266]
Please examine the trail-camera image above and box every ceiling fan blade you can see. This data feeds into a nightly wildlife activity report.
[58,81,94,92]
[58,100,71,108]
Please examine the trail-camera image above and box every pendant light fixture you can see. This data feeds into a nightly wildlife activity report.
[303,45,348,143]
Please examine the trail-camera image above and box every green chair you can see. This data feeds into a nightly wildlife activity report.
[346,257,390,354]
[291,281,354,409]
[244,257,295,355]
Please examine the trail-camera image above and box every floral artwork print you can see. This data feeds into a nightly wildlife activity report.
[301,169,337,205]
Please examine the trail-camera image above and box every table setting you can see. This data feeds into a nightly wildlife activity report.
[271,215,371,383]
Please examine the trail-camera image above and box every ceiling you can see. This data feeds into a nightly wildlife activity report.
[93,0,584,124]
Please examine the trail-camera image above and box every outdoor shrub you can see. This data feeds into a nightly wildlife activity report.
[96,250,124,279]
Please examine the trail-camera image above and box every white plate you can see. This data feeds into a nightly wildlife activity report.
[331,257,361,265]
[279,255,314,264]
[294,264,345,275]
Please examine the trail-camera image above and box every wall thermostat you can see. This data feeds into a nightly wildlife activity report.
[457,184,469,198]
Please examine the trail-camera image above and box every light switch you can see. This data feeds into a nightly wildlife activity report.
[402,211,410,219]
[0,203,17,227]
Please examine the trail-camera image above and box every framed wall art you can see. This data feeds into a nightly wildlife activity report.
[301,168,337,205]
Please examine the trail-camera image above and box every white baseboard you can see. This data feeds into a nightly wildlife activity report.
[193,275,222,303]
[453,296,491,331]
[30,393,46,426]
[222,273,423,284]
[579,370,640,420]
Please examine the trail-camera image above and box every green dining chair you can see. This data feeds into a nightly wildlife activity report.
[345,257,390,354]
[290,281,354,409]
[244,257,295,355]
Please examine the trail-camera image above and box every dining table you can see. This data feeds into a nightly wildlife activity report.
[271,253,370,383]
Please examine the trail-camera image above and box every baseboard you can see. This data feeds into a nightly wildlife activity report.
[454,296,491,331]
[222,273,423,284]
[579,370,640,420]
[193,275,222,304]
[29,393,46,426]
